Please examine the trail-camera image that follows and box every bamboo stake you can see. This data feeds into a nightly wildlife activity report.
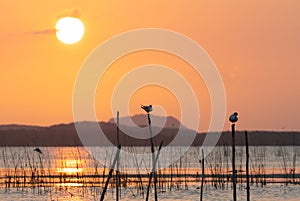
[148,114,157,188]
[231,124,237,201]
[146,113,158,201]
[200,148,205,201]
[245,131,250,201]
[100,112,121,201]
[100,145,121,201]
[116,111,120,201]
[146,141,163,201]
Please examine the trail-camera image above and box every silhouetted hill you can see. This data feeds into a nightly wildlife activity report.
[108,114,182,128]
[0,117,299,146]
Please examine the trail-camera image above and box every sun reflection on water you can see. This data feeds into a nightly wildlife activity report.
[56,159,83,174]
[56,167,83,174]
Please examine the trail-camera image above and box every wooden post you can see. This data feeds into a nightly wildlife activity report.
[245,131,250,201]
[232,124,237,201]
[116,111,120,201]
[200,149,205,201]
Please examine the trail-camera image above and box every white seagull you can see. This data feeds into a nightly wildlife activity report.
[141,104,153,113]
[229,112,238,123]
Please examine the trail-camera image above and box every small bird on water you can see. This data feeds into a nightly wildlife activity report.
[141,104,153,113]
[229,112,238,123]
[34,147,43,154]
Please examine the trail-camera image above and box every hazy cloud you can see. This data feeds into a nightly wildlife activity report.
[25,9,81,35]
[27,29,56,35]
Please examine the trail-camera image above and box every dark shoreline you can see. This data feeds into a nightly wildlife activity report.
[1,122,299,146]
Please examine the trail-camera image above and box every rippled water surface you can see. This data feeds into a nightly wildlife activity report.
[0,184,299,201]
[0,146,299,200]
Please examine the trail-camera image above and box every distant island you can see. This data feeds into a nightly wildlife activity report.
[0,115,299,146]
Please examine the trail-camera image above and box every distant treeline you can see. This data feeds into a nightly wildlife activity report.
[0,122,299,146]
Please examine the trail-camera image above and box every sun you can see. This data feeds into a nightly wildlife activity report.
[55,17,85,44]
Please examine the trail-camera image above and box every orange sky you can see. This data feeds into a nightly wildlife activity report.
[0,0,300,131]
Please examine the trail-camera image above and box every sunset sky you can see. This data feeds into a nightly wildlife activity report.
[0,0,299,132]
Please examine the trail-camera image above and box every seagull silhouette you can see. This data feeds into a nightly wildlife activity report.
[141,104,153,113]
[34,147,43,154]
[229,112,238,123]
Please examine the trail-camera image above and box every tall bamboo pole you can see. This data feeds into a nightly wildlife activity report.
[145,113,158,201]
[245,131,250,201]
[232,124,237,201]
[116,111,120,201]
[100,111,121,201]
[200,149,205,201]
[100,145,121,201]
[146,141,163,201]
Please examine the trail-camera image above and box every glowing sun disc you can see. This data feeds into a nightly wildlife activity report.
[56,17,85,44]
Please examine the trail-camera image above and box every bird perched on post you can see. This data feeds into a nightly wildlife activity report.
[34,147,43,154]
[141,104,153,113]
[229,112,238,123]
